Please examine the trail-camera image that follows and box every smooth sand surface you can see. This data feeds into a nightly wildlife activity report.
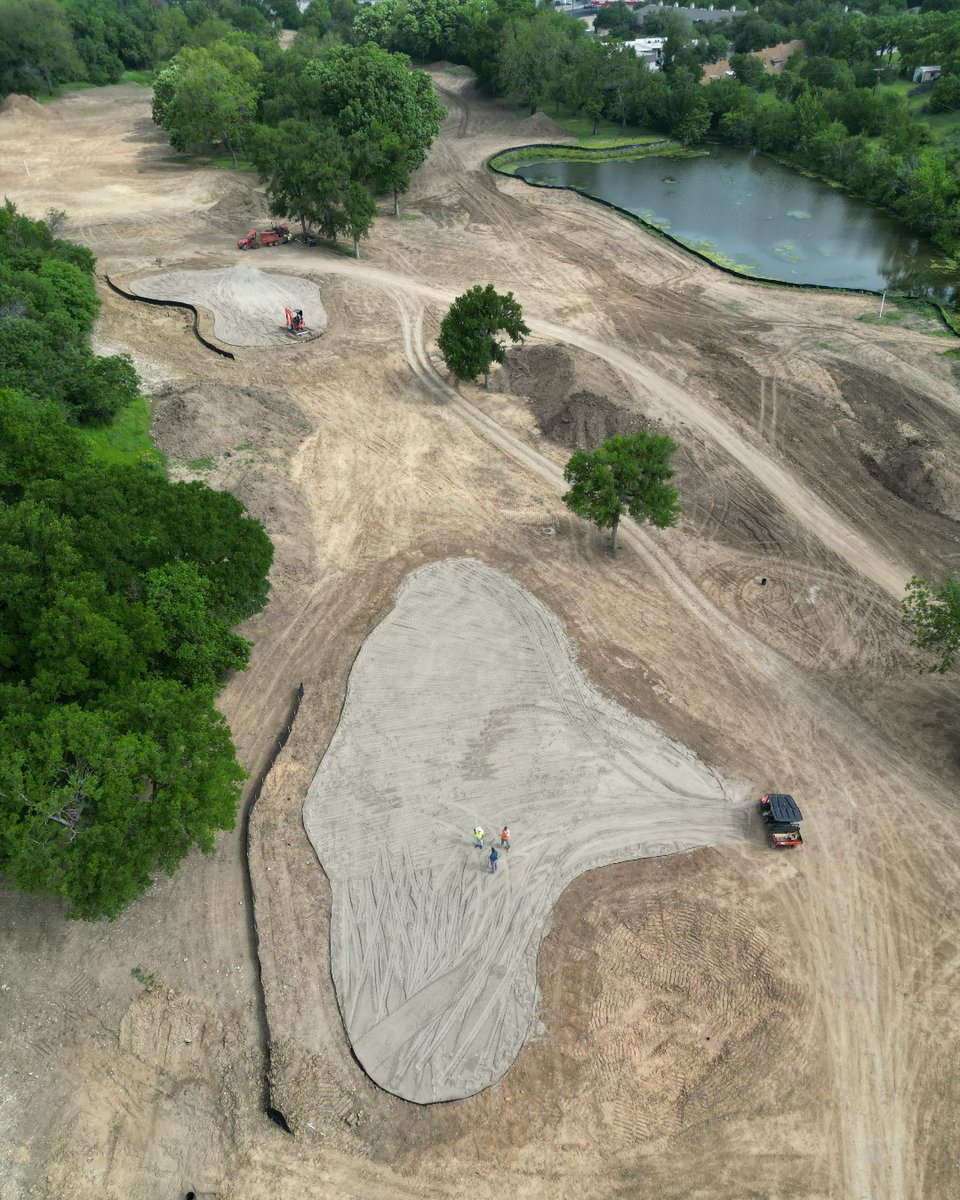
[130,264,327,347]
[303,558,744,1103]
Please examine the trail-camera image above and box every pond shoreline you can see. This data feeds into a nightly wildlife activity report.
[487,142,959,336]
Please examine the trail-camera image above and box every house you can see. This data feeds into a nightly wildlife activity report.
[701,38,804,83]
[623,36,666,68]
[913,65,942,85]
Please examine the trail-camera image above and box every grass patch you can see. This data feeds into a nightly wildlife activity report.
[131,966,156,986]
[398,211,422,220]
[121,69,155,87]
[79,396,165,472]
[489,141,691,175]
[37,80,98,102]
[186,456,216,472]
[544,106,661,147]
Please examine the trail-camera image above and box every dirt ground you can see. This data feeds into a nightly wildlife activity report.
[2,74,960,1200]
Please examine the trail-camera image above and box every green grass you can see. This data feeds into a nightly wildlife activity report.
[186,456,216,472]
[80,396,165,471]
[874,78,960,147]
[120,69,155,87]
[131,966,156,986]
[540,105,661,147]
[36,71,154,103]
[37,80,98,102]
[489,140,692,175]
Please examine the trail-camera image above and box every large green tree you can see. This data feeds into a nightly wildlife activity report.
[252,118,375,250]
[902,573,960,674]
[437,284,530,387]
[562,432,681,553]
[0,389,273,919]
[300,42,445,215]
[0,0,81,96]
[152,42,262,167]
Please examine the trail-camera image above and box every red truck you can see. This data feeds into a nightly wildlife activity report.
[237,226,291,250]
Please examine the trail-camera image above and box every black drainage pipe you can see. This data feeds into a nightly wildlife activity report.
[102,274,236,360]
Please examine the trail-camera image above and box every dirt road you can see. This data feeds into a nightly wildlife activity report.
[1,76,959,1200]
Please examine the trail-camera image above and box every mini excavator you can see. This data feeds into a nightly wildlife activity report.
[284,307,307,336]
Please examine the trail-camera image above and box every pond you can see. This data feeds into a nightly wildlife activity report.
[510,145,956,301]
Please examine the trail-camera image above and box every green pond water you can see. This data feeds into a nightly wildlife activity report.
[511,145,956,301]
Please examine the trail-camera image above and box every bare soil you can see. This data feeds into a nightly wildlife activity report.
[2,73,960,1200]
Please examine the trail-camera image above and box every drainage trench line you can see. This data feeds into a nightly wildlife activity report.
[240,682,304,1133]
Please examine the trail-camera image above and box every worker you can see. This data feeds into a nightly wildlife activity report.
[474,826,484,849]
[489,845,499,873]
[500,826,510,851]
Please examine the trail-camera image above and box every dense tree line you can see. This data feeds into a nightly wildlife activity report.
[0,0,301,97]
[0,201,140,423]
[0,204,273,918]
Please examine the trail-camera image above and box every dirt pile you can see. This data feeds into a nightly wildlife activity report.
[494,342,644,448]
[830,364,960,523]
[862,437,960,523]
[152,381,315,585]
[517,111,568,141]
[0,94,60,120]
[152,380,308,462]
[206,178,274,231]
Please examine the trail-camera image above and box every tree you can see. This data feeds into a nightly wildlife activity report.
[152,45,261,167]
[562,432,681,553]
[730,52,767,89]
[902,573,960,673]
[301,43,446,214]
[437,284,529,387]
[594,1,637,41]
[252,119,376,248]
[0,0,82,96]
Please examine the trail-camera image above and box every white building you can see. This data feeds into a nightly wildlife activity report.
[623,36,666,68]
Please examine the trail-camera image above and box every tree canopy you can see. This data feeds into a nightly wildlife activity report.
[0,206,274,919]
[562,432,681,553]
[437,284,530,387]
[902,573,960,674]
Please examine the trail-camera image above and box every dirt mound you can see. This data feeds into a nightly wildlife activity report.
[830,364,960,523]
[152,381,314,584]
[206,179,273,230]
[862,439,960,523]
[0,93,59,120]
[152,380,308,461]
[517,111,568,141]
[493,342,642,448]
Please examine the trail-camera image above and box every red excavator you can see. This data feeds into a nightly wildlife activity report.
[285,307,306,335]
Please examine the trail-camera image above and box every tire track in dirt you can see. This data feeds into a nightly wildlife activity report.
[386,291,954,1198]
[300,256,913,599]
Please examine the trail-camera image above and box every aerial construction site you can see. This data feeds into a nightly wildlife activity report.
[1,68,960,1200]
